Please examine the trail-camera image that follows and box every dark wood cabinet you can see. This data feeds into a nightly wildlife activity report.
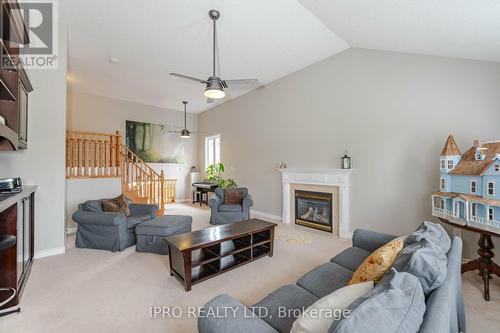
[0,0,32,151]
[0,186,36,310]
[17,67,31,149]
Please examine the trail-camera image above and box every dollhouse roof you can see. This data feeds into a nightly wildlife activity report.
[450,141,500,176]
[440,135,461,156]
[433,191,500,207]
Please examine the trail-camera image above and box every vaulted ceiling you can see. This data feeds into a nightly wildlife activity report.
[60,0,500,113]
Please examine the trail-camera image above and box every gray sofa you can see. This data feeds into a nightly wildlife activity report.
[208,188,253,225]
[198,227,465,333]
[72,199,158,252]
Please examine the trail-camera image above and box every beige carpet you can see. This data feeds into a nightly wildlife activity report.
[1,203,499,333]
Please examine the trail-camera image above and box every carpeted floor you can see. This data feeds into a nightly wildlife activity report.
[1,203,499,333]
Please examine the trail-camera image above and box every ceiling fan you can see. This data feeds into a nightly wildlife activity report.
[168,101,196,138]
[170,9,260,103]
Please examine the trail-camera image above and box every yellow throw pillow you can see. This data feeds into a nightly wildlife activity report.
[348,237,404,285]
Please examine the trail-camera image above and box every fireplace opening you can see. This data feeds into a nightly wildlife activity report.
[295,190,333,233]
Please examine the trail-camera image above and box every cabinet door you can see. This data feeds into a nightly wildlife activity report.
[18,80,28,149]
[23,196,31,269]
[16,200,23,285]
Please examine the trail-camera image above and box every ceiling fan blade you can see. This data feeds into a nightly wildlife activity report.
[170,73,207,83]
[222,79,260,88]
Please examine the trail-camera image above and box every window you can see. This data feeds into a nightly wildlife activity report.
[488,208,494,221]
[471,180,477,194]
[440,177,446,190]
[439,198,445,210]
[495,165,499,172]
[447,160,454,169]
[488,181,495,196]
[205,135,221,168]
[441,160,445,170]
[471,203,477,217]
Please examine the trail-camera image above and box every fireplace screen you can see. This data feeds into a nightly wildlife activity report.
[295,190,333,233]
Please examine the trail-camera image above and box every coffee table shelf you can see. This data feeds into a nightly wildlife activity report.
[165,219,277,291]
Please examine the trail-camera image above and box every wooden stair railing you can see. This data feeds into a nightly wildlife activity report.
[119,143,177,214]
[66,130,121,178]
[66,130,177,215]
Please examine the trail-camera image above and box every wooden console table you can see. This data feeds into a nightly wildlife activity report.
[440,218,500,301]
[165,219,276,291]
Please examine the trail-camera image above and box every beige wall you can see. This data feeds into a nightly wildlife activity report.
[67,91,199,201]
[0,25,68,256]
[198,48,500,262]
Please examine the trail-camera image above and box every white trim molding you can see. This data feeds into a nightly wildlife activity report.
[278,168,351,238]
[34,247,66,259]
[250,209,282,222]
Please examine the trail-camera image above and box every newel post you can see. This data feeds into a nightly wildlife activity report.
[115,131,121,173]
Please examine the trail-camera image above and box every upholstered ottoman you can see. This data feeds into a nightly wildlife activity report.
[135,215,192,255]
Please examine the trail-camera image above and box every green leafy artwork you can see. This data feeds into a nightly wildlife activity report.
[125,120,185,163]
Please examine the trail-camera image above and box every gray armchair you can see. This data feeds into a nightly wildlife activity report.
[72,199,158,252]
[208,188,253,225]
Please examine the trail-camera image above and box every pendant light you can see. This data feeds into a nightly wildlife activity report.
[180,101,191,138]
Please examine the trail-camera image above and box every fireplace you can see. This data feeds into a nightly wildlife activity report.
[295,190,333,233]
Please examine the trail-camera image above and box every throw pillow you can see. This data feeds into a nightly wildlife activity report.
[348,236,404,285]
[330,269,426,333]
[291,281,374,333]
[102,194,131,217]
[224,189,243,205]
[405,221,451,254]
[393,238,448,296]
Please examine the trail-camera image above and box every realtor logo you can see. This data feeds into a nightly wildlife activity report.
[3,0,58,69]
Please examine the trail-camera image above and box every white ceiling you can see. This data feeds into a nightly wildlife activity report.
[60,0,348,113]
[61,0,500,113]
[299,0,500,63]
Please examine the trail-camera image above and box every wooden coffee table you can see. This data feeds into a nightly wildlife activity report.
[165,219,277,291]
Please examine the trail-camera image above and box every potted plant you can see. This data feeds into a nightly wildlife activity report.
[206,163,237,188]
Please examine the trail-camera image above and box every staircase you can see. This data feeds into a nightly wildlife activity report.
[66,130,177,215]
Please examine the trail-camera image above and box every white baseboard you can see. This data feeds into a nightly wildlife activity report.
[250,209,282,222]
[35,246,66,259]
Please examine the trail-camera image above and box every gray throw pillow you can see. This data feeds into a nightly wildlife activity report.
[329,269,426,333]
[405,221,451,254]
[393,238,447,296]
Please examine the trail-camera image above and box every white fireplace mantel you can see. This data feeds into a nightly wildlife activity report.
[278,168,351,238]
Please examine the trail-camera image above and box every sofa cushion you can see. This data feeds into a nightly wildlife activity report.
[126,215,151,230]
[82,200,103,212]
[349,237,404,285]
[291,281,374,333]
[330,269,426,333]
[199,294,279,333]
[219,204,243,212]
[252,284,318,333]
[297,262,353,298]
[393,238,448,296]
[405,221,451,254]
[331,247,371,272]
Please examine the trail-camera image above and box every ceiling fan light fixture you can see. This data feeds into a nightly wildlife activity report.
[204,78,225,99]
[180,129,191,138]
[204,87,225,99]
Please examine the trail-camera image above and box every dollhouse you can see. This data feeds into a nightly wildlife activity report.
[432,135,500,232]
